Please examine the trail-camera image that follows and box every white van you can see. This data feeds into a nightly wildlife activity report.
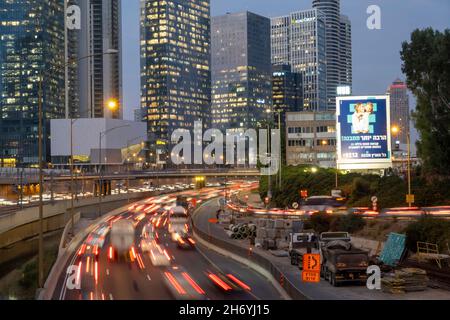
[168,206,189,236]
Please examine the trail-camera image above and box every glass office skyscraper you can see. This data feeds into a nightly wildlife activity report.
[140,0,211,159]
[312,0,352,110]
[339,14,352,91]
[388,79,410,151]
[68,0,123,120]
[272,64,303,116]
[271,9,327,112]
[211,12,272,131]
[0,0,65,167]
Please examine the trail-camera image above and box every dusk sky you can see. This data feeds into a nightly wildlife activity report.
[122,0,450,120]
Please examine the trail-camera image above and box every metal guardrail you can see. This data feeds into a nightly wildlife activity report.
[191,219,308,300]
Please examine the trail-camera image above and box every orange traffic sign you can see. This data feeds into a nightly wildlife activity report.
[303,254,321,272]
[302,271,320,283]
[406,194,415,204]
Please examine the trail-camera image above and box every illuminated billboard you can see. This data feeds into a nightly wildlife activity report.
[336,95,392,170]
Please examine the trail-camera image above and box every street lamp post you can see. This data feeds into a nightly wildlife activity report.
[406,131,412,207]
[265,109,273,201]
[69,118,80,236]
[36,49,118,289]
[37,76,44,289]
[277,110,282,189]
[392,125,412,207]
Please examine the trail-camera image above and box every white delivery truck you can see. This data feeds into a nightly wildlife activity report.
[110,219,135,261]
[168,206,189,241]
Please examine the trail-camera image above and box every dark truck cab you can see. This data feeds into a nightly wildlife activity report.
[289,232,320,269]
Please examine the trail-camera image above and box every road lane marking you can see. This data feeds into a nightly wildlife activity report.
[147,275,152,281]
[60,248,79,300]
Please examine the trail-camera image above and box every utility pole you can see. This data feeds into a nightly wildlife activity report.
[50,171,54,203]
[18,168,24,209]
[267,123,272,201]
[70,119,75,235]
[127,140,131,203]
[98,132,103,217]
[392,125,413,207]
[38,77,44,289]
[407,131,412,207]
[36,49,119,290]
[278,110,282,189]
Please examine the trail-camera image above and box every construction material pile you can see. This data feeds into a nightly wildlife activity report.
[254,219,302,250]
[226,223,257,240]
[381,268,429,294]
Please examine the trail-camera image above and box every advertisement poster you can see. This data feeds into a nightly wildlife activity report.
[336,95,392,170]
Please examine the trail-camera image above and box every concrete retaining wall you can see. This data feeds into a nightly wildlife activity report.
[40,203,135,300]
[0,192,155,250]
[58,212,81,255]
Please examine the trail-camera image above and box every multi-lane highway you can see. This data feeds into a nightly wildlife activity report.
[50,184,284,300]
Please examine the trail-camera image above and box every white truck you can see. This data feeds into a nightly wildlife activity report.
[289,232,320,268]
[110,219,135,261]
[168,206,189,241]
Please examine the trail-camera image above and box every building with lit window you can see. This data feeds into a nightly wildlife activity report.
[387,79,410,152]
[312,0,352,110]
[211,12,272,131]
[68,0,123,119]
[140,0,211,160]
[271,9,327,112]
[339,14,352,93]
[0,0,65,167]
[285,111,336,167]
[272,64,303,118]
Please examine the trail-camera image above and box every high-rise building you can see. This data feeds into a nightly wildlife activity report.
[272,64,303,117]
[387,79,410,150]
[312,0,352,110]
[339,15,352,89]
[211,12,272,131]
[140,0,211,149]
[271,9,327,112]
[0,0,65,167]
[68,0,123,119]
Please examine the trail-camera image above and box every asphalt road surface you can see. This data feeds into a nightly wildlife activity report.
[51,187,283,300]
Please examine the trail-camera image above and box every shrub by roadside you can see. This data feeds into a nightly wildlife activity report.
[306,212,366,235]
[260,165,450,209]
